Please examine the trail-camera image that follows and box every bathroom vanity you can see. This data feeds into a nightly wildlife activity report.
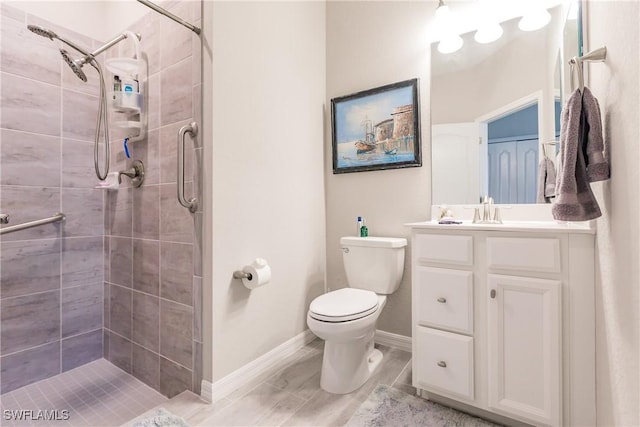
[406,220,596,427]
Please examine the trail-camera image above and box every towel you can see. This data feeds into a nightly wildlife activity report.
[552,87,607,221]
[581,87,610,182]
[536,156,557,203]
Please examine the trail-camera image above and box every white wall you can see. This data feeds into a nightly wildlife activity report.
[210,1,326,380]
[326,1,431,337]
[586,1,640,425]
[6,0,148,41]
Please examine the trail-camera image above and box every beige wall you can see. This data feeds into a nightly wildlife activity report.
[586,1,640,425]
[6,1,148,41]
[326,1,431,337]
[210,1,326,380]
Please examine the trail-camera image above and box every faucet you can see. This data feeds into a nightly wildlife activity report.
[472,196,502,224]
[117,160,145,188]
[0,213,8,225]
[482,196,493,222]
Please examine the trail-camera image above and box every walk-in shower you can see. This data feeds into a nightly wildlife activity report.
[27,25,141,181]
[0,2,203,422]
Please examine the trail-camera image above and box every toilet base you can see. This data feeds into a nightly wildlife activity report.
[319,334,383,394]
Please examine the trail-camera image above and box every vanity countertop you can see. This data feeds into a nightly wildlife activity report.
[404,220,596,234]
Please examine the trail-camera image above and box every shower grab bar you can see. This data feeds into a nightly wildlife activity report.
[177,122,198,213]
[136,0,201,35]
[0,213,65,236]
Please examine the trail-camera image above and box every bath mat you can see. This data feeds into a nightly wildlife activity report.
[346,384,500,427]
[131,408,190,427]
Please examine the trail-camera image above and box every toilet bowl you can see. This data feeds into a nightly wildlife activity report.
[307,236,406,394]
[307,288,387,394]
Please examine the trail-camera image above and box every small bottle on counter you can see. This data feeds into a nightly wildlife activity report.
[360,218,368,237]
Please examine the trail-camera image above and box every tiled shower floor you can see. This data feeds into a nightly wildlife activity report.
[0,359,167,427]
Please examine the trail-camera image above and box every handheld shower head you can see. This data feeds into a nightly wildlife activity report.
[27,24,57,40]
[26,24,93,58]
[60,49,87,82]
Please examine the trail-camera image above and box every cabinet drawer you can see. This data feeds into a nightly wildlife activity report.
[415,267,473,334]
[415,327,474,400]
[415,234,473,266]
[487,237,561,273]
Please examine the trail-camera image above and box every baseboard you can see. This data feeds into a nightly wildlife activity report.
[375,329,412,352]
[200,329,316,403]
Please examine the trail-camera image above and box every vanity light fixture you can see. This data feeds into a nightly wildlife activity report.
[567,0,579,20]
[435,0,463,54]
[474,21,503,44]
[518,5,551,31]
[438,34,464,54]
[435,0,451,20]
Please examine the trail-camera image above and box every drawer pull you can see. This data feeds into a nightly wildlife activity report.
[437,360,447,368]
[490,289,497,299]
[437,297,447,303]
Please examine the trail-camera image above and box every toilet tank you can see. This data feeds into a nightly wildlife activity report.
[341,236,407,294]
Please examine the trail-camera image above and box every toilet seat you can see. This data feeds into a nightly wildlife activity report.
[309,288,378,323]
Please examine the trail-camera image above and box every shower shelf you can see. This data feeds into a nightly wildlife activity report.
[109,91,142,114]
[114,120,143,131]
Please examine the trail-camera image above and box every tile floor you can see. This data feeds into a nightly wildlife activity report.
[0,359,167,427]
[125,339,414,427]
[1,339,415,427]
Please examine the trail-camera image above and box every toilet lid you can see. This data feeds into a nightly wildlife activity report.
[309,288,379,322]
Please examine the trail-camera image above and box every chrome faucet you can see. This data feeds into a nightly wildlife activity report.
[0,214,9,224]
[482,196,493,222]
[472,196,502,224]
[117,160,145,188]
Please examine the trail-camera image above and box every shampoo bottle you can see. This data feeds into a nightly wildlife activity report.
[356,216,363,236]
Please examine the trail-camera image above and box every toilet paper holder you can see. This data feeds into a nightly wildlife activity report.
[233,258,271,290]
[233,270,252,280]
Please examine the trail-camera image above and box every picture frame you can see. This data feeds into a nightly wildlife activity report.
[331,78,421,174]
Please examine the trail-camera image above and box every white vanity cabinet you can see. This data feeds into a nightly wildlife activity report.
[407,223,596,427]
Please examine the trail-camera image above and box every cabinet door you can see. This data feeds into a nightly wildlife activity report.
[487,274,561,427]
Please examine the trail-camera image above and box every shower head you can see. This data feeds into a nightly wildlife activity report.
[27,24,57,40]
[26,24,92,57]
[60,49,87,82]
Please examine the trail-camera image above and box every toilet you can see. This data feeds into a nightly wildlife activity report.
[307,236,407,394]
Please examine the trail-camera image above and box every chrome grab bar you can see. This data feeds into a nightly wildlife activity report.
[177,122,198,213]
[0,213,65,235]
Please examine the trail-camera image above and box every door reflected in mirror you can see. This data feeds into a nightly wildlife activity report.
[431,3,581,205]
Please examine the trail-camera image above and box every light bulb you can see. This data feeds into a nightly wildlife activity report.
[568,0,579,20]
[474,22,503,44]
[435,0,451,21]
[438,34,463,54]
[519,7,551,32]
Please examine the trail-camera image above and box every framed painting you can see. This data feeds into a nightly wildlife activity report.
[331,78,421,174]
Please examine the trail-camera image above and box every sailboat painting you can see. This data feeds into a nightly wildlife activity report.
[331,78,421,174]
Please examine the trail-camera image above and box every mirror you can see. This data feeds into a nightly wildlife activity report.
[431,4,581,205]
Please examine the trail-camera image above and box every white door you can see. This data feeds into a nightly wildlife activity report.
[432,123,481,204]
[487,274,561,427]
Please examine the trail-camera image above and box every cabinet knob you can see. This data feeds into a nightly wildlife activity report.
[490,289,497,299]
[437,297,447,303]
[437,360,447,368]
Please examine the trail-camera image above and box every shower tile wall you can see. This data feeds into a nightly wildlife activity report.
[0,5,104,393]
[103,0,203,398]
